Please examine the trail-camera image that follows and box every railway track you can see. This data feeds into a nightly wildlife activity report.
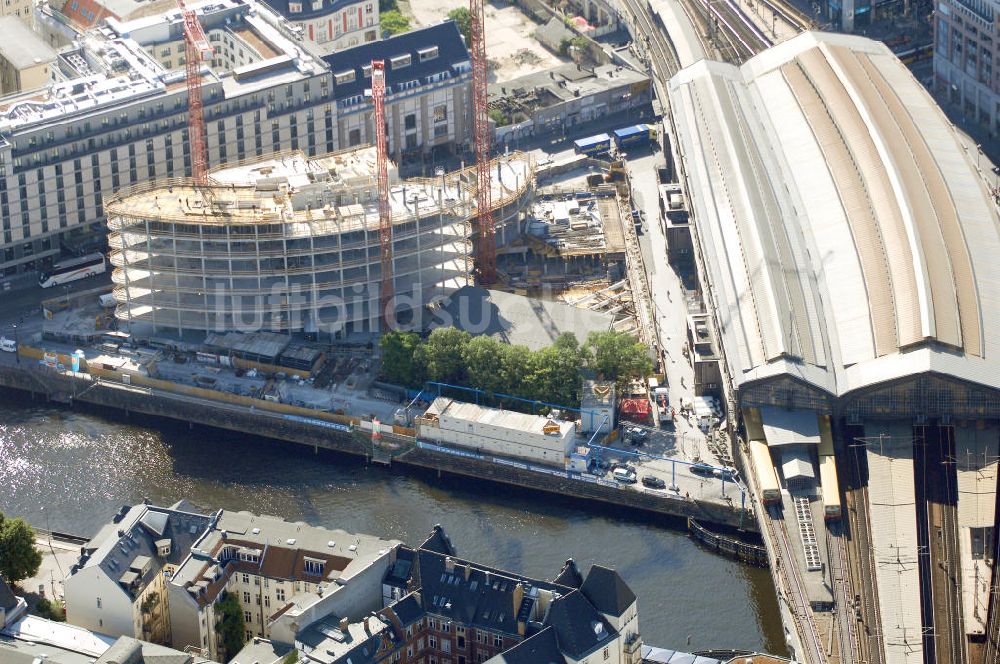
[936,424,968,664]
[622,0,682,81]
[827,524,859,664]
[844,435,885,664]
[763,504,827,664]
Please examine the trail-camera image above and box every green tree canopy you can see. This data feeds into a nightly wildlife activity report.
[381,9,410,35]
[462,335,506,395]
[378,329,649,410]
[414,327,471,385]
[215,591,246,661]
[380,331,424,388]
[586,331,653,387]
[447,6,472,42]
[0,513,42,585]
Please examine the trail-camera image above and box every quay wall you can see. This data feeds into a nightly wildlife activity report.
[0,362,757,532]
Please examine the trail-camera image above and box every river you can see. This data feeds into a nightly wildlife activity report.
[0,390,786,654]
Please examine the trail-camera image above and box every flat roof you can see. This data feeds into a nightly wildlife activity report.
[669,31,1000,400]
[0,17,57,70]
[424,396,575,437]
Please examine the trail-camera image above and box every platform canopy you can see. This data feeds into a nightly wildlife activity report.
[760,407,819,447]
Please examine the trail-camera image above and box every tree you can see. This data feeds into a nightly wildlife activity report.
[381,9,410,35]
[215,591,246,661]
[498,344,536,401]
[447,7,472,42]
[380,331,424,388]
[0,513,42,586]
[35,598,66,621]
[586,331,653,387]
[281,650,300,664]
[533,335,587,407]
[415,327,471,385]
[462,335,506,395]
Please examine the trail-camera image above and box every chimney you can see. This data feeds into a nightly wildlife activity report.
[363,616,371,634]
[339,617,349,634]
[464,564,472,582]
[445,556,455,573]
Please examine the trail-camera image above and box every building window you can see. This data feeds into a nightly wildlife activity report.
[494,635,502,648]
[304,558,325,576]
[429,636,437,649]
[243,591,251,603]
[276,588,285,602]
[242,573,250,584]
[604,647,610,660]
[244,611,253,623]
[96,598,102,609]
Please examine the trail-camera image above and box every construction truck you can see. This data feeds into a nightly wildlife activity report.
[654,386,672,425]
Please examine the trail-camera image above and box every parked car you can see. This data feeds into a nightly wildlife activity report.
[612,467,638,484]
[690,462,714,476]
[713,467,738,481]
[642,475,666,489]
[0,337,16,353]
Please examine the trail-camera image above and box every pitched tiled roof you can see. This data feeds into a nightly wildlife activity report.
[552,559,583,589]
[579,565,636,618]
[544,590,615,660]
[495,626,565,664]
[419,525,456,557]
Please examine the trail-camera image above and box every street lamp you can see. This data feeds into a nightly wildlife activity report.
[11,323,19,366]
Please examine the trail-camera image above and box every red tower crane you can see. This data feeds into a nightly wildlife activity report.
[370,60,393,331]
[180,0,213,186]
[469,0,496,284]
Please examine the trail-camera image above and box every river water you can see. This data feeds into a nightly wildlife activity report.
[0,390,785,654]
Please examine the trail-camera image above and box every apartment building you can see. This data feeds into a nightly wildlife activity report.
[0,0,33,24]
[933,0,1000,132]
[234,525,644,664]
[264,0,378,51]
[0,17,57,95]
[64,500,401,661]
[0,1,472,282]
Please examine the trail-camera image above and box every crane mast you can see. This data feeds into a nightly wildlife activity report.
[180,1,213,186]
[371,60,393,331]
[469,0,496,284]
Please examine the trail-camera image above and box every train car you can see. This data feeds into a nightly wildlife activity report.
[820,455,842,520]
[749,438,781,504]
[817,415,842,519]
[574,133,612,157]
[613,124,657,150]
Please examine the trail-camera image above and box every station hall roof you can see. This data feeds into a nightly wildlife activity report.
[668,31,1000,399]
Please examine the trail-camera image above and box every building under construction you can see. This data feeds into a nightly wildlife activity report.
[106,147,534,337]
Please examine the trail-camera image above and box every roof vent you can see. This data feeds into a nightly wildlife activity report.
[286,539,296,545]
[328,541,336,548]
[252,528,260,535]
[592,621,605,639]
[349,544,357,552]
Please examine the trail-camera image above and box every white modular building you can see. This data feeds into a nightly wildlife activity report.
[417,396,577,466]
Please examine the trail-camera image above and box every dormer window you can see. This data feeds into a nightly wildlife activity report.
[418,46,438,61]
[304,557,325,576]
[362,64,373,78]
[288,1,302,11]
[335,70,356,84]
[390,54,411,69]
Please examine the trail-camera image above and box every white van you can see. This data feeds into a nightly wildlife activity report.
[612,467,637,484]
[0,337,16,353]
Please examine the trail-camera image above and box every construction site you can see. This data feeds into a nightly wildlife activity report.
[105,147,535,336]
